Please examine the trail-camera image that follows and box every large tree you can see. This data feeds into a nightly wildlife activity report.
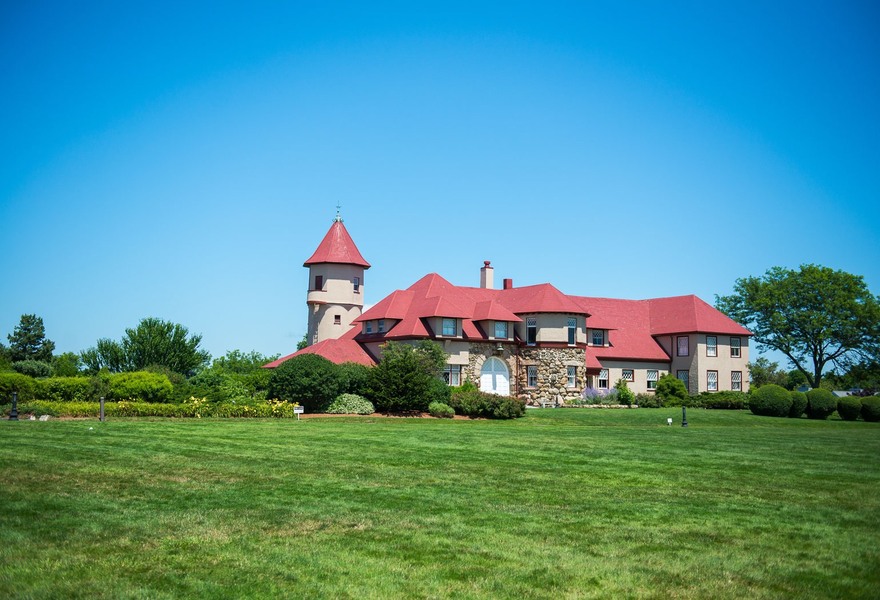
[81,317,210,376]
[7,314,55,363]
[716,264,880,388]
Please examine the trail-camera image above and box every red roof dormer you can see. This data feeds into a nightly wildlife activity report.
[303,219,371,268]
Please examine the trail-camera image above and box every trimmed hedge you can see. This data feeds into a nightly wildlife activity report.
[428,401,455,418]
[325,393,375,415]
[749,384,792,417]
[789,391,808,418]
[108,372,174,403]
[448,386,525,419]
[837,396,862,421]
[41,377,93,402]
[699,391,749,410]
[2,398,300,418]
[861,397,880,422]
[0,372,39,402]
[806,388,837,420]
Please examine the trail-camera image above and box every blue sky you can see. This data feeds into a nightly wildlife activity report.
[2,1,878,366]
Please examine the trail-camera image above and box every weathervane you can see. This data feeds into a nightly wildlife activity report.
[334,203,343,222]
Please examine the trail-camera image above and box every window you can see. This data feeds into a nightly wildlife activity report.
[677,370,689,393]
[622,369,634,382]
[647,370,658,390]
[707,336,717,357]
[592,329,604,346]
[567,317,577,345]
[527,318,537,345]
[353,276,360,293]
[494,321,508,339]
[333,315,341,325]
[567,366,577,388]
[443,365,461,386]
[442,318,456,336]
[730,337,741,358]
[677,336,689,357]
[598,369,609,389]
[314,275,323,291]
[707,370,718,392]
[527,365,538,388]
[378,319,385,333]
[731,371,742,391]
[365,321,373,334]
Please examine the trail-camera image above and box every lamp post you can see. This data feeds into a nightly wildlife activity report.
[9,391,18,421]
[681,405,688,427]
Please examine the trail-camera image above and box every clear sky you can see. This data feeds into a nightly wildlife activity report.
[2,1,878,365]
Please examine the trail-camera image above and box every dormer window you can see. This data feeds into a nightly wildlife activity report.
[378,319,385,333]
[494,321,508,339]
[442,318,457,336]
[526,318,537,345]
[365,321,373,334]
[591,329,604,346]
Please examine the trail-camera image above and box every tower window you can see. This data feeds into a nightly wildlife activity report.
[353,276,360,293]
[527,318,537,345]
[334,315,341,325]
[314,275,324,291]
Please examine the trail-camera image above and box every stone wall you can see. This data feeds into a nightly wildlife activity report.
[517,347,586,406]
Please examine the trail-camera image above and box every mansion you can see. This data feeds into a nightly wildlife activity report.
[265,217,752,404]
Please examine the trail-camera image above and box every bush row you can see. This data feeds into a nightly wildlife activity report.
[448,383,526,419]
[0,371,175,403]
[1,398,301,419]
[633,390,750,410]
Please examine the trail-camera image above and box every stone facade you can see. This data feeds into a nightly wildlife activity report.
[517,347,586,406]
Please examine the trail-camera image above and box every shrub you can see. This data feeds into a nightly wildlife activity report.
[656,374,688,406]
[108,371,174,403]
[12,360,52,378]
[337,362,371,396]
[428,401,455,418]
[635,392,661,408]
[0,372,39,402]
[448,386,525,419]
[749,384,792,417]
[861,397,880,422]
[267,354,341,412]
[806,388,837,420]
[789,391,808,418]
[325,393,375,415]
[614,379,635,406]
[836,396,862,421]
[41,377,93,402]
[580,387,620,406]
[699,391,748,410]
[366,341,446,412]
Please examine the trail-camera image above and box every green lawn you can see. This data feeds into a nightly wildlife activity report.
[1,409,878,599]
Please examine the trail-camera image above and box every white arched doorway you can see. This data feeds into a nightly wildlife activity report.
[480,357,510,396]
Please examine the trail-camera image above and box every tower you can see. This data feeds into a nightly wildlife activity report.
[303,213,370,345]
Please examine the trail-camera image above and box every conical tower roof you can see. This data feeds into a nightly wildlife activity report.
[303,218,371,268]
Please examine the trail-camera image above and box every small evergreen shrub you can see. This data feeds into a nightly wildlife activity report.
[267,354,341,412]
[428,401,455,418]
[614,379,635,406]
[448,385,525,419]
[656,374,689,406]
[41,377,93,402]
[325,393,375,415]
[635,392,661,408]
[836,396,862,421]
[806,388,837,420]
[860,397,880,422]
[749,384,792,417]
[337,362,371,396]
[108,371,174,403]
[699,391,748,410]
[0,372,39,402]
[789,391,808,418]
[12,360,52,378]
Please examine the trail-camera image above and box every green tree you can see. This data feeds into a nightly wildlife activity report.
[7,314,55,362]
[366,340,446,412]
[655,373,689,405]
[297,334,309,350]
[81,318,210,376]
[716,265,880,389]
[52,352,82,377]
[266,354,341,412]
[748,357,788,388]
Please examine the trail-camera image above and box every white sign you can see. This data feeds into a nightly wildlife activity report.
[294,406,304,414]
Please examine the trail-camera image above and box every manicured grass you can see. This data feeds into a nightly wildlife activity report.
[1,409,878,599]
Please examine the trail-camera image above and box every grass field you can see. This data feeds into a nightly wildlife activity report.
[1,409,878,599]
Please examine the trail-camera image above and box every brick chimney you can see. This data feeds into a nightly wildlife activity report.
[480,261,494,289]
[503,278,513,290]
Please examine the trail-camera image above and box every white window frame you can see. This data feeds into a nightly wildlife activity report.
[442,318,457,336]
[647,370,658,390]
[566,366,577,388]
[527,365,538,388]
[592,329,604,346]
[731,371,742,391]
[706,335,717,357]
[443,365,461,386]
[567,317,577,346]
[707,370,719,392]
[730,337,741,358]
[494,321,508,340]
[622,369,634,382]
[677,336,689,357]
[365,321,373,334]
[526,318,537,346]
[598,369,609,389]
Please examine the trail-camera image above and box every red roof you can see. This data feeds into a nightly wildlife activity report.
[571,296,670,361]
[264,327,376,368]
[647,295,752,336]
[303,220,371,268]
